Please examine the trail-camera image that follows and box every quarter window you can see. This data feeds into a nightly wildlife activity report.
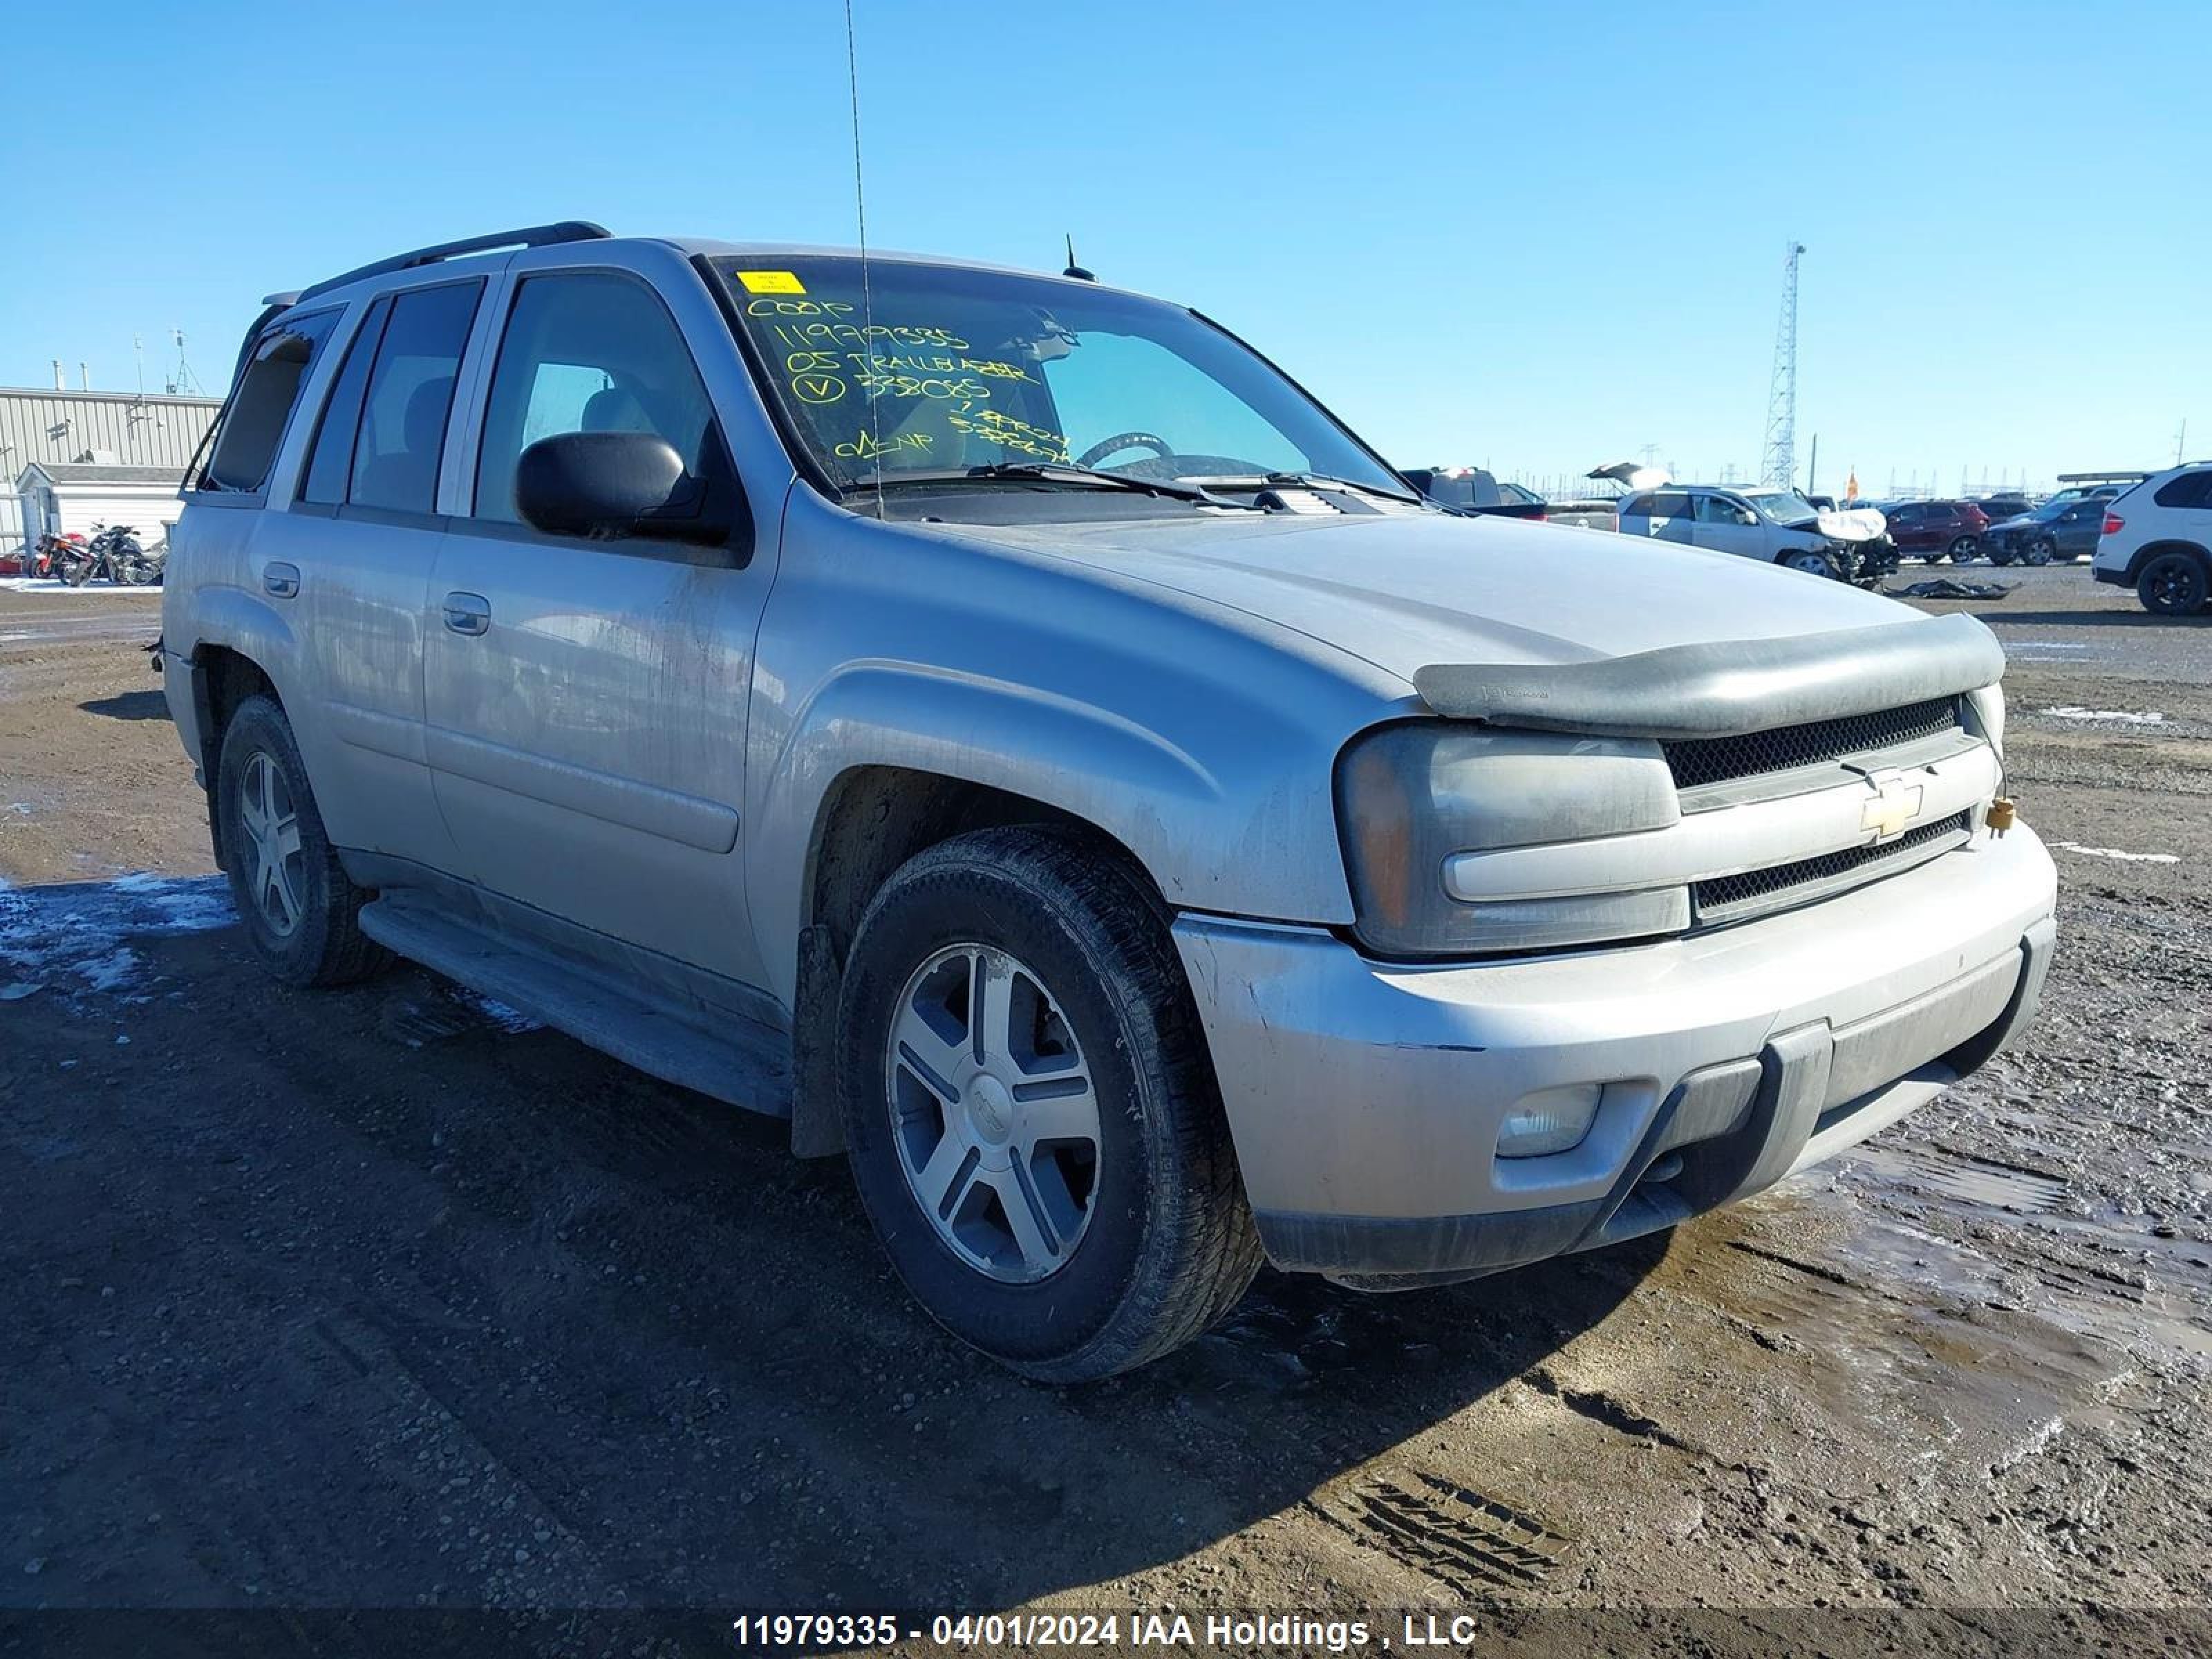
[474,272,722,527]
[2154,471,2212,509]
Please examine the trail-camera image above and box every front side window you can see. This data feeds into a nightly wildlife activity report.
[1695,494,1751,525]
[200,310,339,493]
[713,256,1406,506]
[474,271,720,526]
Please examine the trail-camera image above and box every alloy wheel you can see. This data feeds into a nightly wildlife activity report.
[885,942,1102,1284]
[238,750,306,937]
[2143,553,2206,615]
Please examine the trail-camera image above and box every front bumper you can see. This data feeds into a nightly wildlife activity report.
[1173,823,2057,1286]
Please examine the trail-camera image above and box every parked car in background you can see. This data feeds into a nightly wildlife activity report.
[1883,499,1989,563]
[1400,466,1548,521]
[159,223,2054,1380]
[1984,496,2110,565]
[2044,478,2141,509]
[2092,462,2212,615]
[1970,493,2034,523]
[1613,483,1898,585]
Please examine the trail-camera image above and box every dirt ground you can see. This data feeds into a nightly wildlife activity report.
[2,569,2207,1653]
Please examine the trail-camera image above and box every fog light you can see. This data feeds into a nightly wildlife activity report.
[1497,1083,1603,1158]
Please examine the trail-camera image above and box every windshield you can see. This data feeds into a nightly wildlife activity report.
[1742,488,1819,527]
[712,256,1407,500]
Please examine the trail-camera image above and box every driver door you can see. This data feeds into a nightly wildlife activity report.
[1690,491,1764,560]
[422,265,776,990]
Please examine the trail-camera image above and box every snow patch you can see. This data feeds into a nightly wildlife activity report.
[2053,841,2182,865]
[454,987,544,1034]
[2042,705,2166,725]
[0,577,156,596]
[0,872,234,1004]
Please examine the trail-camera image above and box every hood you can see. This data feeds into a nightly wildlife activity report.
[1815,505,1888,541]
[950,511,1914,685]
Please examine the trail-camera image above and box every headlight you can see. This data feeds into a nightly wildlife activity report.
[1966,684,2005,756]
[1335,722,1683,957]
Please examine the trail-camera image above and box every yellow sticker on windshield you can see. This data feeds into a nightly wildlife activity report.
[737,270,806,294]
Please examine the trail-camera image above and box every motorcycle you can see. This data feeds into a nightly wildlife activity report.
[58,523,162,587]
[32,530,88,581]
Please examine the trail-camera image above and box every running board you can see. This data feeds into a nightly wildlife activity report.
[357,897,791,1116]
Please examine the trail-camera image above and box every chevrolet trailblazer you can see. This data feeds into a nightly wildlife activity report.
[162,223,2057,1379]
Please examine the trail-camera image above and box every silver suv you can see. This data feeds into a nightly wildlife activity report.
[162,224,2057,1379]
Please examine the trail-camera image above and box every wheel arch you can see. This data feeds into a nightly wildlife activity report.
[185,644,288,870]
[785,763,1171,1161]
[2126,538,2212,583]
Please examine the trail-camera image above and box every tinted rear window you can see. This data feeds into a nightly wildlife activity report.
[2154,471,2212,509]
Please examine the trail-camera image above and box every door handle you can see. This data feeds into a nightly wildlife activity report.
[442,592,491,636]
[262,562,301,599]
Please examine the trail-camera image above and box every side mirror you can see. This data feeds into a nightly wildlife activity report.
[515,431,734,547]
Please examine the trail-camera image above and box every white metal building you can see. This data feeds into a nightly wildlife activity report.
[0,386,221,555]
[13,460,195,550]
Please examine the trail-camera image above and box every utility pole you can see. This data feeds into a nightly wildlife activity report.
[2177,418,2189,466]
[1760,241,1806,487]
[1806,433,1819,495]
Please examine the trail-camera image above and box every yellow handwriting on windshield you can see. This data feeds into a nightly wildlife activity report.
[833,429,936,460]
[948,406,1069,464]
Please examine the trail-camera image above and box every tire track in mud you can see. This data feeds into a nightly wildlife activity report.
[1306,1467,1572,1596]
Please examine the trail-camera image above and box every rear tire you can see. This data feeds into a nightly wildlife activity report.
[215,695,393,987]
[2137,550,2210,617]
[1947,534,1978,561]
[837,825,1262,1382]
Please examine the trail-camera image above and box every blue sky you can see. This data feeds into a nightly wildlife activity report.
[3,0,2201,494]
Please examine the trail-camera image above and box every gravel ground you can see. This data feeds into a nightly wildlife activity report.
[1,570,2206,1653]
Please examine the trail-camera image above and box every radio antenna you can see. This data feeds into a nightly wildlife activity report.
[843,0,885,518]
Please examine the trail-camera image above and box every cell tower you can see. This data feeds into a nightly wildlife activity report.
[1760,241,1806,487]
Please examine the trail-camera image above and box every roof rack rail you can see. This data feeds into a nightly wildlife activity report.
[294,221,612,303]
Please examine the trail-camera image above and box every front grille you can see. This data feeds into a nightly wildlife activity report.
[1693,811,1973,920]
[1662,697,1962,791]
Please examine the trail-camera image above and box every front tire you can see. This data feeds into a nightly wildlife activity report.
[2138,550,2210,617]
[2022,535,2056,567]
[215,695,393,987]
[838,826,1262,1382]
[1784,548,1844,581]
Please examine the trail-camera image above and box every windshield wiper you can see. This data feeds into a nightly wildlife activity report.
[844,463,1246,507]
[1189,470,1425,507]
[964,462,1241,505]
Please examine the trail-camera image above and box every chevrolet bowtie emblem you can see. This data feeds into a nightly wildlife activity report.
[1860,771,1925,841]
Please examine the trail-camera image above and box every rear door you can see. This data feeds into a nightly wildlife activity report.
[423,261,776,989]
[247,279,485,872]
[1621,489,1694,543]
[2054,499,2107,559]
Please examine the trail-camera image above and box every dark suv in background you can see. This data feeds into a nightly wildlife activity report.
[1985,496,2111,565]
[1884,499,1989,562]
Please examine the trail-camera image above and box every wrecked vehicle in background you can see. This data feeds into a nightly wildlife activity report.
[1402,465,1619,530]
[160,223,2053,1381]
[1613,481,1899,585]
